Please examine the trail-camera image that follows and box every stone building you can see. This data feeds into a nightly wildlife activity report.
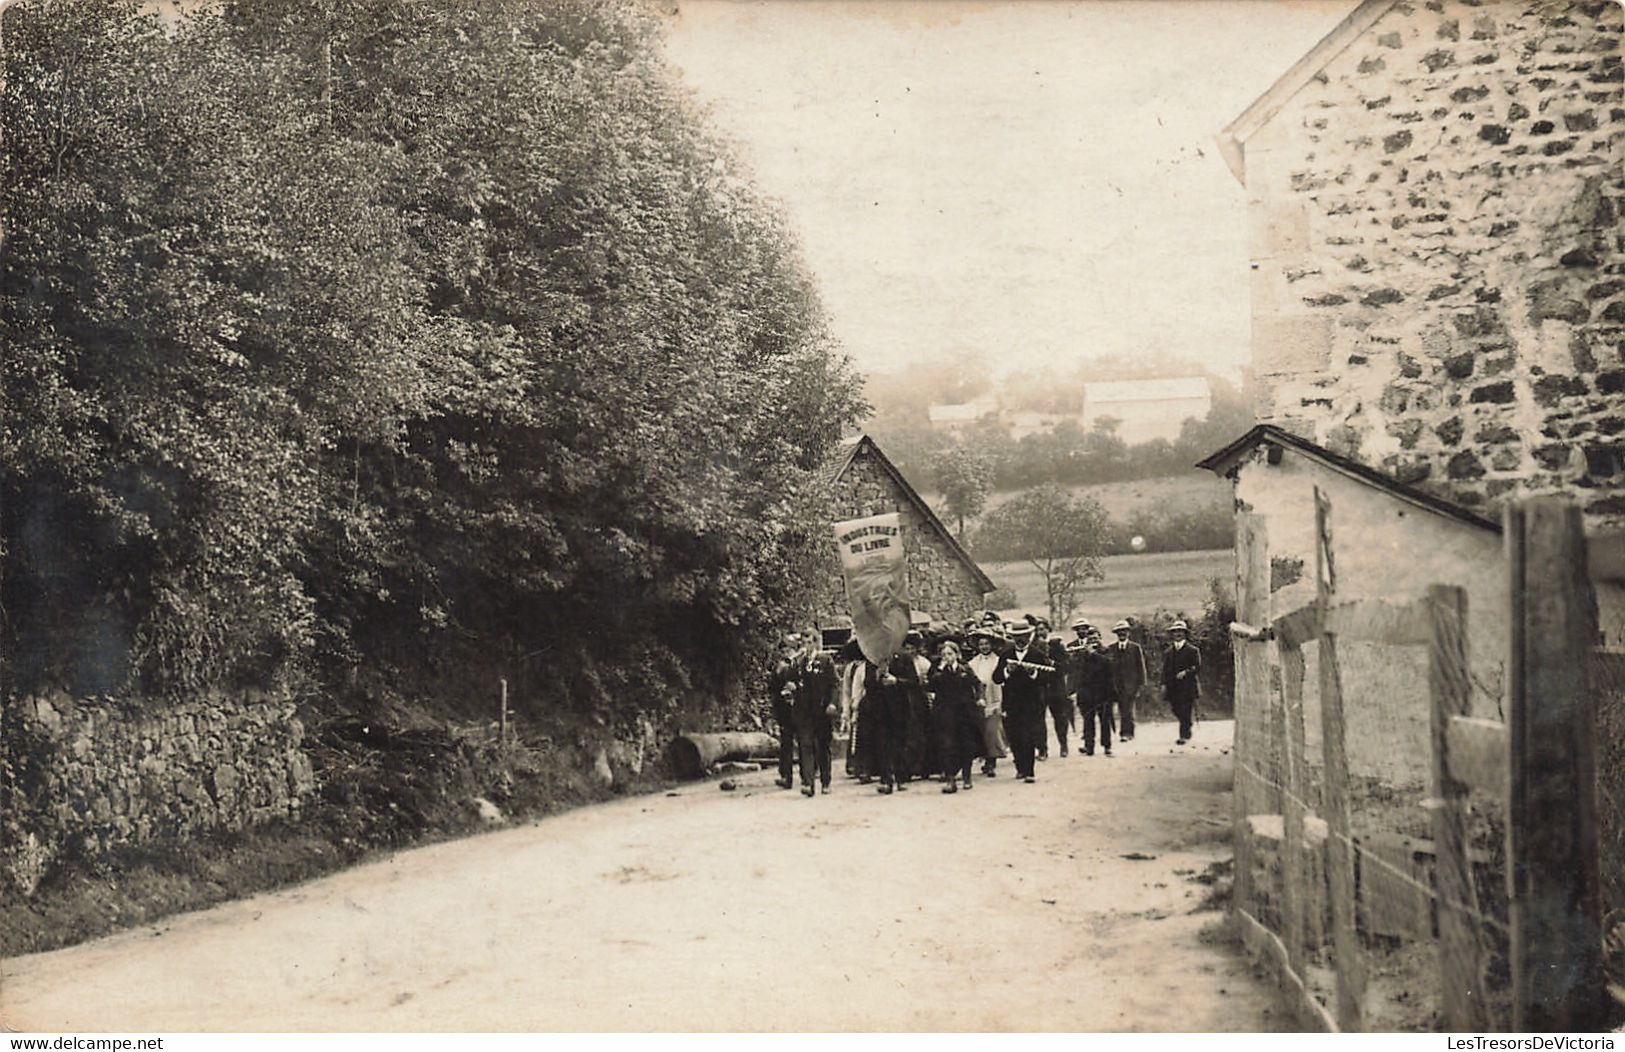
[817,434,993,628]
[1215,0,1624,529]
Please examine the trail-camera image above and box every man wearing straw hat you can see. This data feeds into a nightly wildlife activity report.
[1104,618,1148,743]
[1163,620,1202,745]
[994,620,1053,783]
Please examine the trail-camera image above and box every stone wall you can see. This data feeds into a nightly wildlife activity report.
[819,442,989,628]
[2,691,316,895]
[1243,0,1625,527]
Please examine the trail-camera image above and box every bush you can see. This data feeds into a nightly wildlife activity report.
[1124,575,1236,717]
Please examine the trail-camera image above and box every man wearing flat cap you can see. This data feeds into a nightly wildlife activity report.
[1104,618,1148,743]
[1162,620,1202,745]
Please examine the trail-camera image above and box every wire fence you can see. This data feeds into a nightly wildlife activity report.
[1231,501,1619,1032]
[1594,575,1625,999]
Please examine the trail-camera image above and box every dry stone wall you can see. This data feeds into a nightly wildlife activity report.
[819,443,989,628]
[1244,0,1625,526]
[2,691,315,895]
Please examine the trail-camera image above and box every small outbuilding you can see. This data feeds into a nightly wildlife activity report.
[818,434,994,630]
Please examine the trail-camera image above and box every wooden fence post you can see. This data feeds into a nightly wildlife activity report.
[1280,643,1311,975]
[1315,486,1366,1031]
[1506,499,1608,1032]
[1234,513,1268,925]
[1427,584,1488,1030]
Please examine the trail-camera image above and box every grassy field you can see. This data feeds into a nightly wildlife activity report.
[932,471,1232,521]
[981,548,1232,625]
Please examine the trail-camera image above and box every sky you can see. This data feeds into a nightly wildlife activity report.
[662,0,1359,382]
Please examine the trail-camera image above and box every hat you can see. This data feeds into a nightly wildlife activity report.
[1113,619,1131,632]
[903,630,923,646]
[1169,620,1189,633]
[1070,617,1091,631]
[1008,622,1035,637]
[968,627,997,641]
[980,610,1002,624]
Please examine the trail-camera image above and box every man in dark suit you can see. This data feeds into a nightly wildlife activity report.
[1033,618,1072,760]
[1105,618,1148,743]
[1071,625,1119,756]
[788,627,841,796]
[993,621,1053,783]
[1162,619,1203,745]
[865,644,919,794]
[767,634,799,789]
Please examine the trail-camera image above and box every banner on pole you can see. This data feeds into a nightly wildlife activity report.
[832,512,911,665]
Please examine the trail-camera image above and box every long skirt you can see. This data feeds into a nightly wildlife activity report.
[980,707,1009,759]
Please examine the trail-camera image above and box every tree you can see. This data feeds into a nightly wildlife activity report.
[0,0,864,718]
[971,485,1109,625]
[931,446,993,538]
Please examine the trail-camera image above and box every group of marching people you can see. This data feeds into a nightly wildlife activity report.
[766,611,1204,798]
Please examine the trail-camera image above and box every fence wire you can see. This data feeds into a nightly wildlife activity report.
[1234,514,1623,1030]
[1594,576,1625,995]
[1231,503,1520,1031]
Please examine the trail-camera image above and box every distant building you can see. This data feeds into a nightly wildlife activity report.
[1081,377,1212,445]
[925,397,999,434]
[818,434,994,629]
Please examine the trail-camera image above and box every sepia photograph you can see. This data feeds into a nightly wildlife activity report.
[0,0,1622,1037]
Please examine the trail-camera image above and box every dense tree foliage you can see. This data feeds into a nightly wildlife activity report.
[1,0,864,722]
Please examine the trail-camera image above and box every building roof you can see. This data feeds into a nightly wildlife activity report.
[1195,423,1500,533]
[825,434,996,593]
[1214,0,1398,184]
[1084,376,1212,405]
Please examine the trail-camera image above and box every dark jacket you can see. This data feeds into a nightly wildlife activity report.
[928,659,982,710]
[768,659,795,724]
[994,644,1052,711]
[1043,639,1071,703]
[1071,646,1119,709]
[1163,642,1202,701]
[1105,638,1148,699]
[789,650,839,729]
[865,653,920,713]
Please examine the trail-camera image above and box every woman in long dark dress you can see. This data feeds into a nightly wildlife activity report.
[928,640,984,792]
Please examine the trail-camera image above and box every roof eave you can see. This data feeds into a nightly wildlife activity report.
[832,435,997,594]
[1195,424,1501,534]
[1217,0,1401,187]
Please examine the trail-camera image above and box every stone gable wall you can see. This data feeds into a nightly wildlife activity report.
[818,445,989,628]
[2,692,315,895]
[1243,0,1625,526]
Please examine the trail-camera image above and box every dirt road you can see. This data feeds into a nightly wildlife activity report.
[2,720,1280,1032]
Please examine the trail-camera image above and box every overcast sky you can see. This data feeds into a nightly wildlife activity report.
[662,0,1358,381]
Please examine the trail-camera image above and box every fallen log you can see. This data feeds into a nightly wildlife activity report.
[671,731,779,779]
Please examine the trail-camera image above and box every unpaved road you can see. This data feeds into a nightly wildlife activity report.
[2,719,1281,1032]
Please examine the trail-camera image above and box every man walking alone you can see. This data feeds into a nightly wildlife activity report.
[1163,620,1202,745]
